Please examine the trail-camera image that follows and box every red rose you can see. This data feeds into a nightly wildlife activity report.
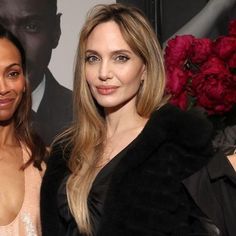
[166,67,189,95]
[190,38,213,64]
[191,57,234,114]
[228,19,236,36]
[213,36,236,60]
[227,52,236,69]
[164,35,194,68]
[164,26,236,115]
[194,77,234,114]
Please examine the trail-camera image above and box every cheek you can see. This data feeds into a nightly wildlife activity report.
[120,69,143,86]
[16,77,26,94]
[15,82,26,109]
[85,75,93,88]
[85,68,97,85]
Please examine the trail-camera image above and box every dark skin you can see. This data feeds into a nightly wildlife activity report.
[0,38,25,225]
[0,0,61,90]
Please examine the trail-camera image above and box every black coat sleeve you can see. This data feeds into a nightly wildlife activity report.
[40,142,70,236]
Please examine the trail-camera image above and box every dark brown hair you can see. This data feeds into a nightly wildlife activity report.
[0,24,47,169]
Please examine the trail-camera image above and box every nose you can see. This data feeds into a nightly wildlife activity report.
[99,61,112,81]
[0,78,9,95]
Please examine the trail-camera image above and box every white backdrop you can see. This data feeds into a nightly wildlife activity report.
[49,0,116,90]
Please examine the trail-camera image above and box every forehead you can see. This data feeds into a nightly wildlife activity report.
[0,38,21,61]
[86,21,130,51]
[0,0,55,20]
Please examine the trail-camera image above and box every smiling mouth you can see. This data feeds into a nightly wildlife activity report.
[96,86,119,95]
[0,98,14,108]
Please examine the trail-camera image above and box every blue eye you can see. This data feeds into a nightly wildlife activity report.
[85,55,100,64]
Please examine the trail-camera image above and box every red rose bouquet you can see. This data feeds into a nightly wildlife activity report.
[164,19,236,115]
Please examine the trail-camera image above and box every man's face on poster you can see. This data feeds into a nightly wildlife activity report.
[0,0,61,90]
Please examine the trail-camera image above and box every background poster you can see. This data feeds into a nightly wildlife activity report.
[50,0,115,91]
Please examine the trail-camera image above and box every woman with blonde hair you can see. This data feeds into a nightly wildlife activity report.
[41,3,214,235]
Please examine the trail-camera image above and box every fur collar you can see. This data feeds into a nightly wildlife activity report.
[111,104,214,175]
[142,104,213,150]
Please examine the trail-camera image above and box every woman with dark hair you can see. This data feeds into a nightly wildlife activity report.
[0,24,47,235]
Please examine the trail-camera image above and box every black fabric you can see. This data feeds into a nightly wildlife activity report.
[32,69,72,145]
[57,139,136,236]
[41,104,214,236]
[57,176,79,236]
[40,141,71,236]
[184,152,236,236]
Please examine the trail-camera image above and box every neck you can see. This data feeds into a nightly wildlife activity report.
[0,122,18,147]
[104,101,147,139]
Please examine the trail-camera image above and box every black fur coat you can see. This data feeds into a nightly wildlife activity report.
[40,104,214,236]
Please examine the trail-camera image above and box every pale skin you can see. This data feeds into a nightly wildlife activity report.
[227,154,236,171]
[85,21,148,163]
[0,38,26,225]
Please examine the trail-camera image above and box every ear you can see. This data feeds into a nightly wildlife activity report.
[141,66,147,81]
[52,13,62,49]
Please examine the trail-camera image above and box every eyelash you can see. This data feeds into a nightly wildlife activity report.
[85,55,130,64]
[115,55,130,62]
[85,55,99,63]
[8,71,20,78]
[24,22,40,33]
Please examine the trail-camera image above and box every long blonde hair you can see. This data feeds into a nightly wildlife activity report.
[67,3,167,235]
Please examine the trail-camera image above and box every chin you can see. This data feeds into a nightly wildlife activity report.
[0,112,15,124]
[97,101,119,108]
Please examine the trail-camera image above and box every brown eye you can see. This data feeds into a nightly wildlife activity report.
[8,71,20,78]
[115,55,130,62]
[24,22,40,33]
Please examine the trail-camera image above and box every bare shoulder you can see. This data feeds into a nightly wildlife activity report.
[227,154,236,171]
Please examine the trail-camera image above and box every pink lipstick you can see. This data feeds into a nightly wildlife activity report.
[96,86,119,95]
[0,98,14,108]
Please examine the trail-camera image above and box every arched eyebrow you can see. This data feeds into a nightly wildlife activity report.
[5,63,22,70]
[85,49,132,55]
